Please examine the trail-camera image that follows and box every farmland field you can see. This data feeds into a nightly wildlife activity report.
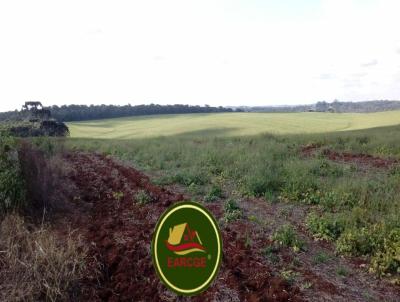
[67,111,400,139]
[63,111,400,300]
[2,111,400,301]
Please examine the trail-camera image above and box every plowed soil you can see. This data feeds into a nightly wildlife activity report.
[322,149,398,168]
[301,144,399,169]
[61,152,303,301]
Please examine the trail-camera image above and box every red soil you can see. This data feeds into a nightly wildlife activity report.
[322,149,398,169]
[63,152,303,301]
[301,145,398,168]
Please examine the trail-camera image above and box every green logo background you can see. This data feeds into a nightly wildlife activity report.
[152,201,222,296]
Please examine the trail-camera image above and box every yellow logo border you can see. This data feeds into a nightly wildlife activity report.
[152,202,222,295]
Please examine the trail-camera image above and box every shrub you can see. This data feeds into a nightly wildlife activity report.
[0,137,25,212]
[280,270,298,285]
[336,266,349,277]
[336,225,383,256]
[318,190,356,211]
[204,184,223,202]
[171,170,208,186]
[223,199,242,223]
[18,141,69,214]
[280,176,320,204]
[264,189,277,203]
[272,224,305,252]
[356,136,370,145]
[135,189,151,205]
[187,182,204,195]
[263,245,280,264]
[370,228,400,276]
[113,191,124,202]
[313,251,331,264]
[306,212,344,241]
[243,162,284,197]
[309,160,344,177]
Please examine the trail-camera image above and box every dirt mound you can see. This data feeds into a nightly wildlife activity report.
[63,152,302,301]
[322,149,398,169]
[300,144,320,157]
[301,145,398,169]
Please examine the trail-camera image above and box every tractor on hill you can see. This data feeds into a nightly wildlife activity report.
[8,102,69,137]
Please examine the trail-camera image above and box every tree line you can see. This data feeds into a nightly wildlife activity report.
[313,100,400,113]
[235,100,400,113]
[0,104,233,122]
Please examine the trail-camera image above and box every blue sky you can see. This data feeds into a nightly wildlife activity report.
[0,0,399,111]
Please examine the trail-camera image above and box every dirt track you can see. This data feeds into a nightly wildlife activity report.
[62,152,302,301]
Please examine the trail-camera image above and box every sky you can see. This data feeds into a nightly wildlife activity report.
[0,0,400,112]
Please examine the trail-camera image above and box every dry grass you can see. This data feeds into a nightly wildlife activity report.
[0,214,87,301]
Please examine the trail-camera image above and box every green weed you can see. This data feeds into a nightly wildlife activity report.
[223,199,242,223]
[306,212,344,241]
[280,269,298,285]
[313,251,332,264]
[204,184,223,202]
[272,224,305,252]
[135,190,151,205]
[0,136,25,212]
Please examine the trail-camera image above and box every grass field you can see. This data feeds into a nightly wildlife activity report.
[3,111,400,299]
[64,111,400,284]
[67,111,400,139]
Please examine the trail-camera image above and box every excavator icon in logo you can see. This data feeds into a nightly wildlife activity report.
[165,223,206,255]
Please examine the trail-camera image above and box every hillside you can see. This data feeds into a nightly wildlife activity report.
[67,111,400,139]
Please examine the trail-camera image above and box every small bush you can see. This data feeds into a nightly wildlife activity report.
[18,142,70,214]
[280,178,320,204]
[280,270,298,285]
[309,160,344,177]
[320,191,356,211]
[336,266,349,277]
[313,251,332,264]
[244,168,284,197]
[153,175,175,185]
[263,245,280,264]
[0,137,25,212]
[223,199,242,223]
[264,189,277,203]
[272,224,305,252]
[135,190,151,205]
[113,191,124,202]
[187,182,204,195]
[204,184,223,202]
[172,170,208,186]
[306,212,344,241]
[336,227,381,256]
[370,228,400,276]
[356,136,370,145]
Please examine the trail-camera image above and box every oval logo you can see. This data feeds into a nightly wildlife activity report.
[151,201,222,296]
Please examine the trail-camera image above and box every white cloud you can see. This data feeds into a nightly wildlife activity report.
[361,60,378,68]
